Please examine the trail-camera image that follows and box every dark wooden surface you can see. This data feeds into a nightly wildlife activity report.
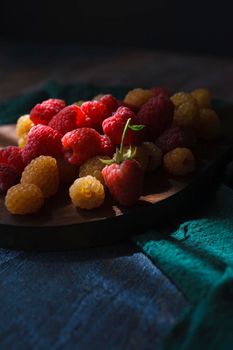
[0,44,233,349]
[1,44,233,101]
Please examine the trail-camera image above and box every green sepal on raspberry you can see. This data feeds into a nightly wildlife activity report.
[102,107,145,145]
[100,118,144,165]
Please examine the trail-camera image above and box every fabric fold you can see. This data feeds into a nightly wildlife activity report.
[134,185,233,349]
[0,81,129,125]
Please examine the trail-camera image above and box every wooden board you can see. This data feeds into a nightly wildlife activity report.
[0,108,232,251]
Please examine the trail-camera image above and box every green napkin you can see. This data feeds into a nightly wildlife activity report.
[164,266,233,350]
[0,81,129,125]
[0,80,231,127]
[134,185,233,349]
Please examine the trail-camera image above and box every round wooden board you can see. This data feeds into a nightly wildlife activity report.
[0,107,232,251]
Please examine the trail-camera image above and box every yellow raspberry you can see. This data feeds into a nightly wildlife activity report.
[163,147,195,176]
[141,142,162,171]
[5,183,44,215]
[16,114,34,138]
[69,175,105,209]
[79,156,110,185]
[191,88,211,108]
[122,146,149,172]
[171,92,190,107]
[93,94,104,101]
[57,158,79,184]
[171,92,199,128]
[75,100,85,106]
[16,114,34,137]
[124,88,154,109]
[16,115,34,148]
[196,108,220,140]
[18,135,28,148]
[21,156,59,198]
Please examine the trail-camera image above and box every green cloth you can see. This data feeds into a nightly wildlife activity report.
[0,80,230,126]
[134,185,233,349]
[0,81,129,125]
[164,267,233,350]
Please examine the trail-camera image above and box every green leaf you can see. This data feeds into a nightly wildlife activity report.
[130,146,137,159]
[123,145,135,160]
[99,158,113,165]
[119,118,132,159]
[114,148,122,164]
[124,146,132,160]
[128,124,145,131]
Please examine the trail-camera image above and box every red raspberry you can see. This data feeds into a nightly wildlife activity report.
[102,107,144,146]
[100,135,115,157]
[102,159,143,206]
[0,146,25,174]
[62,128,102,165]
[151,87,171,98]
[30,98,66,125]
[120,101,138,113]
[22,125,63,165]
[48,105,79,135]
[0,164,20,193]
[138,95,174,139]
[99,95,119,115]
[156,127,196,154]
[78,100,109,131]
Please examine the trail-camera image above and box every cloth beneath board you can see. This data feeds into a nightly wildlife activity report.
[0,81,130,125]
[0,246,188,350]
[0,80,231,125]
[134,185,233,349]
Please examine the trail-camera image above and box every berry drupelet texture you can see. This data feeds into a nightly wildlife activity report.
[22,125,63,165]
[171,92,199,128]
[30,98,66,125]
[123,88,154,110]
[191,88,211,108]
[48,105,80,135]
[21,156,59,198]
[156,126,196,154]
[102,159,144,206]
[16,114,34,147]
[103,107,144,146]
[0,164,20,193]
[141,142,162,171]
[62,128,102,166]
[163,147,195,176]
[5,183,44,215]
[138,95,174,139]
[79,156,110,185]
[69,175,105,209]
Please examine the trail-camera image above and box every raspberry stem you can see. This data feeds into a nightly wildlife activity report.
[119,118,132,159]
[100,118,144,165]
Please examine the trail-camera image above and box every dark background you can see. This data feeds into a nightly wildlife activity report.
[0,0,232,56]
